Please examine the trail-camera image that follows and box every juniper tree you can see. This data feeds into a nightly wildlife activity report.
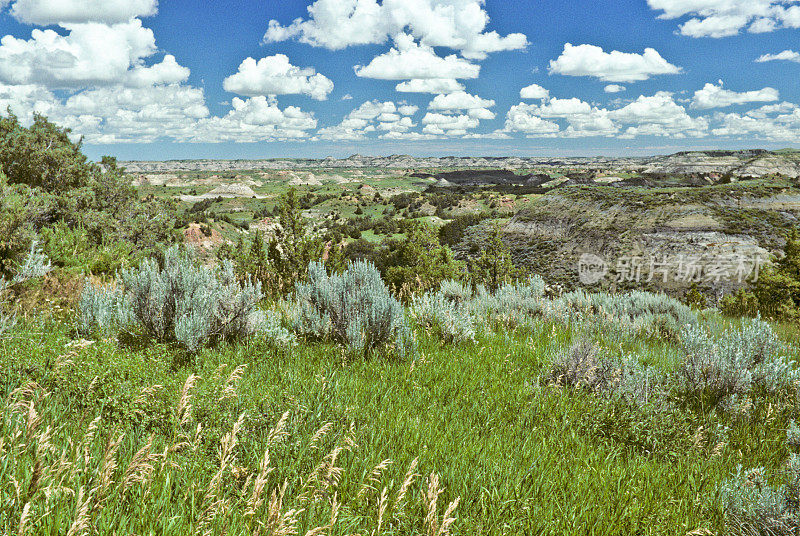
[468,222,516,291]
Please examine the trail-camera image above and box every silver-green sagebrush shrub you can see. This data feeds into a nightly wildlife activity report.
[295,260,415,358]
[718,421,800,534]
[549,339,669,407]
[412,275,546,342]
[788,420,800,450]
[546,290,696,340]
[411,285,476,344]
[0,241,52,337]
[78,281,133,338]
[78,246,292,351]
[470,275,546,328]
[549,340,619,392]
[718,466,792,534]
[438,279,473,305]
[677,318,799,404]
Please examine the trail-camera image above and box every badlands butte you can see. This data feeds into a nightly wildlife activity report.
[124,149,800,300]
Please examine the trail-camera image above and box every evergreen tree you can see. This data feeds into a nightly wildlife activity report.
[753,228,800,319]
[468,222,516,290]
[266,188,323,294]
[381,222,464,298]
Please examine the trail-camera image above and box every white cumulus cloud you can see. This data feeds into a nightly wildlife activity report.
[317,100,417,140]
[549,43,682,83]
[7,0,157,25]
[191,96,318,143]
[223,55,333,100]
[429,91,494,110]
[756,50,800,62]
[503,103,560,136]
[610,92,708,138]
[354,34,480,80]
[0,20,162,88]
[503,91,709,139]
[395,78,465,94]
[604,84,626,93]
[520,83,549,100]
[263,0,527,60]
[691,81,779,109]
[647,0,800,38]
[126,54,189,87]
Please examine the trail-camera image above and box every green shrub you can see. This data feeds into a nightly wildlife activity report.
[753,229,800,320]
[724,229,800,321]
[380,222,465,299]
[720,289,760,318]
[467,222,518,290]
[0,113,177,268]
[294,260,416,358]
[40,222,135,275]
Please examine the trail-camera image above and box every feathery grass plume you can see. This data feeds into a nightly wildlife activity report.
[121,435,155,492]
[304,494,340,536]
[247,449,274,516]
[424,473,442,536]
[14,400,41,441]
[9,476,21,504]
[424,472,460,536]
[17,502,31,536]
[132,384,163,407]
[81,415,101,467]
[375,487,389,535]
[66,486,92,536]
[437,497,460,536]
[393,457,419,516]
[268,410,291,445]
[357,459,392,499]
[299,445,345,504]
[309,422,333,450]
[199,413,246,534]
[219,364,247,402]
[95,432,124,503]
[256,481,302,536]
[11,381,40,402]
[343,421,358,451]
[177,374,198,427]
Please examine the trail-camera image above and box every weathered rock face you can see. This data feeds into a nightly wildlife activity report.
[183,223,226,249]
[180,183,263,202]
[465,185,798,297]
[644,151,800,178]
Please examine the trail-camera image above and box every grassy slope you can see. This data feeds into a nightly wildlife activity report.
[2,315,797,534]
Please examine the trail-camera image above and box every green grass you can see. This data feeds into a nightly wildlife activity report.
[2,312,798,534]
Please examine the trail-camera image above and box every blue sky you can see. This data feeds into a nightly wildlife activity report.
[2,0,800,159]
